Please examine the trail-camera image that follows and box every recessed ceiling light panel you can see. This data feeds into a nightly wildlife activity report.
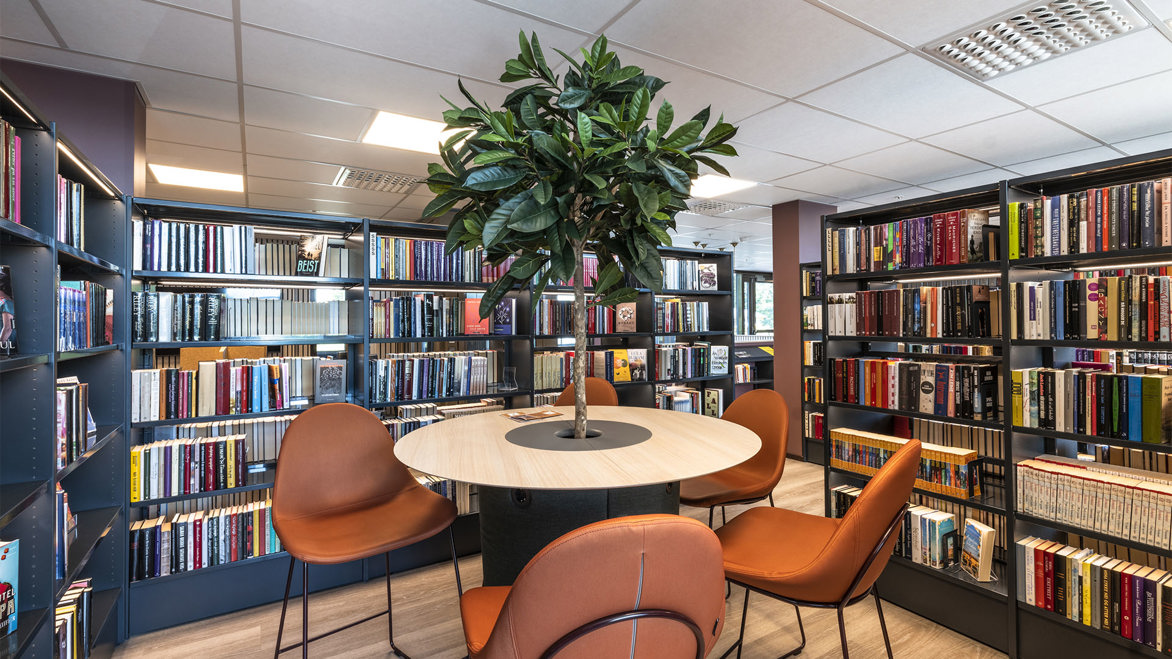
[148,163,243,192]
[924,0,1147,80]
[362,111,463,155]
[689,175,757,199]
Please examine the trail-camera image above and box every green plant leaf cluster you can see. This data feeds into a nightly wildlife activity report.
[425,32,739,318]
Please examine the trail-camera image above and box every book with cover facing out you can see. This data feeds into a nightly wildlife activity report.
[0,265,14,355]
[710,345,730,375]
[492,298,515,335]
[463,297,490,335]
[628,348,648,382]
[295,235,327,276]
[615,302,637,333]
[702,388,723,417]
[961,518,995,582]
[698,263,718,290]
[314,359,347,403]
[0,539,16,635]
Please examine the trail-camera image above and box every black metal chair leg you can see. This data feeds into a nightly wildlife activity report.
[836,605,849,659]
[274,557,295,659]
[449,526,464,597]
[301,562,309,659]
[769,492,775,507]
[708,507,714,528]
[874,589,893,659]
[779,604,806,658]
[386,553,412,659]
[721,506,727,526]
[719,586,749,659]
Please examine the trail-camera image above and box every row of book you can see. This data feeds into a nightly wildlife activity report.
[369,235,495,282]
[0,120,20,224]
[734,363,762,384]
[130,356,328,421]
[1007,178,1172,259]
[379,399,504,442]
[532,299,635,335]
[533,349,652,390]
[801,269,822,297]
[415,474,479,515]
[1075,348,1172,369]
[824,209,992,275]
[533,392,559,406]
[662,257,719,291]
[130,435,248,503]
[802,375,823,403]
[801,304,822,330]
[370,294,516,338]
[827,285,999,339]
[1015,535,1171,650]
[896,342,996,357]
[829,427,983,500]
[131,292,353,342]
[1009,276,1171,342]
[54,578,94,659]
[803,410,824,440]
[56,376,97,470]
[143,415,294,466]
[896,416,1004,476]
[129,494,281,582]
[802,340,823,366]
[654,299,710,334]
[1011,367,1172,442]
[655,342,729,381]
[59,280,113,351]
[368,351,499,403]
[56,175,85,250]
[828,357,1000,421]
[1018,454,1172,550]
[654,384,723,417]
[1083,442,1172,474]
[54,483,76,581]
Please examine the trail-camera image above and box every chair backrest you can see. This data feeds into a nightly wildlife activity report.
[272,403,416,528]
[721,388,789,497]
[782,440,921,605]
[480,515,726,659]
[554,377,619,407]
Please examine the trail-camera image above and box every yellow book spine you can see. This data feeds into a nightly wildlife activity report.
[130,446,141,503]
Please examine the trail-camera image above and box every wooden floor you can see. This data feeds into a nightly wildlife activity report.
[114,460,1006,658]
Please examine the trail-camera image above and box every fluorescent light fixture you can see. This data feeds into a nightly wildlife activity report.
[896,272,1002,284]
[58,143,116,197]
[149,163,243,192]
[690,175,757,199]
[361,111,463,155]
[1075,259,1172,271]
[0,85,37,124]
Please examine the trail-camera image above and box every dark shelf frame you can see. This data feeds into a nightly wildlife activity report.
[1012,426,1172,454]
[1009,245,1172,270]
[134,271,363,287]
[55,424,121,482]
[865,350,1002,363]
[827,401,1004,430]
[1015,513,1171,558]
[55,506,121,600]
[1013,339,1172,350]
[129,550,291,587]
[131,407,308,429]
[372,334,532,343]
[826,261,1002,282]
[830,467,1007,514]
[0,480,48,529]
[134,335,363,349]
[131,467,276,507]
[57,343,123,361]
[57,243,122,274]
[0,218,52,246]
[0,353,50,373]
[829,335,1002,346]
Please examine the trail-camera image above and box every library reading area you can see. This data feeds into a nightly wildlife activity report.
[1,2,1170,658]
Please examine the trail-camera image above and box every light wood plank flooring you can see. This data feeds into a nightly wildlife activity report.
[114,460,1006,658]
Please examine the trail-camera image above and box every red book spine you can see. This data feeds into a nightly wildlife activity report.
[194,516,203,570]
[204,441,215,493]
[258,506,267,555]
[230,512,239,562]
[216,361,229,415]
[1122,571,1134,639]
[947,211,961,264]
[182,442,192,495]
[1035,545,1046,608]
[1149,279,1157,341]
[1043,548,1055,611]
[1089,373,1098,436]
[236,437,245,488]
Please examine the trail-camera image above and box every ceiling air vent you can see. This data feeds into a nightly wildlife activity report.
[686,199,755,216]
[332,167,423,194]
[924,1,1147,80]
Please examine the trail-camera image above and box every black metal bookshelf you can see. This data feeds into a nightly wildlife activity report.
[797,261,823,464]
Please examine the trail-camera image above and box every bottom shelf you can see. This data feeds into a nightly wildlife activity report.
[0,608,49,658]
[1018,603,1161,658]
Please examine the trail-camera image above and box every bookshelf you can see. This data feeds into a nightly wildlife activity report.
[0,75,127,657]
[798,261,823,464]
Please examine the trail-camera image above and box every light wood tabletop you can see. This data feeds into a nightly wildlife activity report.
[394,405,761,490]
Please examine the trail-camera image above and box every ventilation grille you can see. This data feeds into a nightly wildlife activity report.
[333,167,423,193]
[686,199,754,215]
[925,1,1147,80]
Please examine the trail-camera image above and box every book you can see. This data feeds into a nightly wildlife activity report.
[615,302,637,333]
[702,388,724,418]
[961,517,996,582]
[503,409,562,422]
[492,298,515,335]
[698,262,718,290]
[710,345,730,375]
[463,297,490,335]
[295,234,327,276]
[0,539,15,636]
[654,298,710,333]
[628,349,648,382]
[0,265,14,355]
[314,359,347,403]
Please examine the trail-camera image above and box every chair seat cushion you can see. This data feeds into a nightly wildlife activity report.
[679,469,769,508]
[460,586,511,658]
[715,506,841,602]
[276,485,456,564]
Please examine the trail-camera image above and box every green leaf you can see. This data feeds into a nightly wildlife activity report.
[473,150,519,166]
[693,155,730,177]
[484,192,529,247]
[590,286,639,308]
[533,179,553,205]
[604,65,643,84]
[507,253,547,280]
[520,95,541,130]
[518,29,535,69]
[557,87,590,109]
[463,166,526,191]
[590,34,608,65]
[532,132,573,169]
[422,189,465,218]
[577,112,593,149]
[457,79,488,114]
[444,215,470,255]
[584,173,608,190]
[656,101,674,135]
[530,32,553,79]
[652,160,691,195]
[704,143,738,156]
[690,106,711,127]
[593,260,624,292]
[702,121,736,147]
[632,182,658,218]
[642,221,672,246]
[630,87,650,125]
[479,276,515,319]
[508,198,559,233]
[661,120,703,149]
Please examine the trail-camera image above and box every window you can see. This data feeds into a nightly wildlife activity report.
[736,272,773,335]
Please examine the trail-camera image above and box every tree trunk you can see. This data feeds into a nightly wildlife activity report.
[572,240,588,439]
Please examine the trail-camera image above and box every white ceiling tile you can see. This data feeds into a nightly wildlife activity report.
[147,110,240,151]
[918,168,1011,193]
[37,0,236,79]
[239,0,583,83]
[712,183,806,206]
[771,166,904,199]
[151,0,233,18]
[244,125,436,176]
[382,206,432,221]
[145,181,244,206]
[717,141,821,182]
[240,26,507,122]
[0,39,240,121]
[800,54,1022,137]
[1113,130,1172,156]
[1037,70,1172,143]
[834,141,990,184]
[245,154,342,185]
[607,0,902,96]
[147,139,243,173]
[1003,146,1125,176]
[247,176,407,207]
[986,29,1172,106]
[820,0,1025,46]
[832,200,872,213]
[243,86,373,141]
[609,47,783,124]
[0,0,59,46]
[726,221,773,236]
[1146,0,1172,18]
[736,103,907,162]
[717,206,773,221]
[853,186,938,206]
[392,192,440,213]
[478,0,635,33]
[674,212,744,230]
[247,192,389,218]
[921,110,1099,166]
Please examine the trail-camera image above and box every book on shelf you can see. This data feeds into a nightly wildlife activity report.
[533,298,632,335]
[314,358,347,403]
[802,340,823,367]
[1010,366,1172,443]
[710,345,729,376]
[962,517,997,582]
[802,376,824,402]
[655,384,704,414]
[379,399,505,440]
[130,434,246,502]
[0,539,16,637]
[58,279,112,351]
[654,298,709,333]
[132,291,352,342]
[892,417,1003,475]
[369,234,490,282]
[145,414,298,465]
[801,269,822,297]
[702,388,724,418]
[803,411,824,440]
[896,342,997,357]
[828,357,999,421]
[1007,177,1172,259]
[463,296,490,335]
[831,486,959,570]
[0,265,15,355]
[1010,275,1171,342]
[56,376,97,469]
[615,301,637,333]
[662,257,706,290]
[534,349,650,389]
[827,284,999,339]
[655,342,714,380]
[824,209,995,275]
[802,304,823,330]
[295,234,327,276]
[368,350,500,403]
[413,474,479,515]
[735,363,759,384]
[55,578,92,657]
[533,392,559,406]
[56,175,85,250]
[493,298,515,335]
[1,120,20,224]
[829,427,983,500]
[131,356,322,422]
[55,483,76,581]
[698,263,718,290]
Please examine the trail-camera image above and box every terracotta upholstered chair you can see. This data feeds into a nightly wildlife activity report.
[715,440,922,659]
[272,403,461,658]
[460,515,726,659]
[553,377,619,407]
[680,389,788,527]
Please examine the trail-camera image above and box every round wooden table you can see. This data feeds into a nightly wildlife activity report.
[395,405,760,584]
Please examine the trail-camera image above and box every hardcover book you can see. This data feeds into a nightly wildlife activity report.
[313,359,347,404]
[702,388,723,418]
[961,518,995,582]
[295,234,327,276]
[0,539,15,636]
[710,345,730,375]
[628,348,648,382]
[463,297,490,335]
[615,302,637,333]
[0,265,14,355]
[492,298,515,335]
[698,263,718,290]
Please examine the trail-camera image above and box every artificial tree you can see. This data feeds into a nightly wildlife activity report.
[424,32,738,439]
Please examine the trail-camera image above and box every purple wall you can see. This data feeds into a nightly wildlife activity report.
[1,59,145,195]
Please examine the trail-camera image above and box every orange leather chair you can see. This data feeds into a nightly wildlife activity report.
[271,403,461,659]
[460,515,726,659]
[680,389,788,527]
[715,440,922,659]
[553,377,619,406]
